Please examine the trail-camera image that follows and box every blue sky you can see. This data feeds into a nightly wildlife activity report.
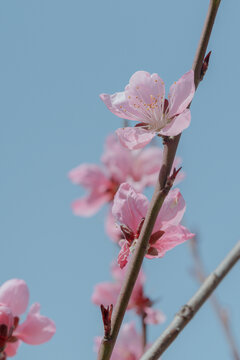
[1,0,240,359]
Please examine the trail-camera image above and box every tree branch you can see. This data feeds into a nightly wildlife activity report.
[140,240,240,360]
[97,1,221,359]
[189,237,240,360]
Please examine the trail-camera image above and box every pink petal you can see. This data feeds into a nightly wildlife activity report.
[126,71,165,117]
[100,92,142,121]
[68,164,109,188]
[159,109,191,137]
[130,147,184,190]
[168,70,195,118]
[101,134,132,184]
[130,146,163,189]
[147,225,194,258]
[105,209,121,242]
[91,282,120,307]
[0,305,14,331]
[144,307,166,325]
[16,303,56,345]
[112,263,145,289]
[115,322,142,358]
[5,340,21,357]
[156,188,185,229]
[117,241,130,269]
[71,192,111,217]
[112,183,148,233]
[116,127,155,150]
[95,322,142,360]
[0,279,29,316]
[69,164,114,216]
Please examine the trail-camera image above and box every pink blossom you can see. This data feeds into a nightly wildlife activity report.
[100,70,195,149]
[0,279,56,358]
[92,263,165,325]
[112,183,194,268]
[0,305,14,353]
[105,208,122,242]
[95,322,143,360]
[69,134,183,239]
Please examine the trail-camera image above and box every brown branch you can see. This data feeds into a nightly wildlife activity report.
[140,240,240,360]
[97,1,221,359]
[189,238,240,360]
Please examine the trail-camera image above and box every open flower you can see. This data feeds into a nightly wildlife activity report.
[95,322,144,360]
[112,183,194,268]
[92,263,165,325]
[0,279,56,358]
[100,70,195,149]
[69,134,183,241]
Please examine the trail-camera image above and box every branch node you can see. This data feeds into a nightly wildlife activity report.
[163,167,182,193]
[178,304,194,320]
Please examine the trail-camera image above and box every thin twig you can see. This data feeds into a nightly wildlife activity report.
[97,1,221,359]
[140,240,240,360]
[189,238,240,360]
[141,312,147,352]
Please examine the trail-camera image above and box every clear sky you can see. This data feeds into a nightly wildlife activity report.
[1,0,240,359]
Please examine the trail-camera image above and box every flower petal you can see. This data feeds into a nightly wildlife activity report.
[168,70,195,117]
[105,209,121,242]
[156,188,185,229]
[116,127,155,150]
[94,322,142,360]
[16,303,56,345]
[144,307,166,325]
[115,322,142,358]
[69,164,112,216]
[159,109,191,137]
[91,282,120,307]
[100,92,142,121]
[101,134,132,183]
[130,146,163,189]
[126,71,165,117]
[5,340,21,357]
[68,164,109,188]
[117,241,130,269]
[0,279,29,316]
[71,192,111,217]
[147,225,194,258]
[112,183,148,233]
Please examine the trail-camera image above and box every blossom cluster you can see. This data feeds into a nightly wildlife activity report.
[69,69,195,358]
[0,279,55,359]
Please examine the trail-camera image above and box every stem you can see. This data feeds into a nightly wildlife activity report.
[140,241,240,360]
[97,1,221,359]
[141,312,147,352]
[189,238,240,360]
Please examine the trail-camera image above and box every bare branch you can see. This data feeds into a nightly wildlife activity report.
[189,238,240,360]
[140,241,240,360]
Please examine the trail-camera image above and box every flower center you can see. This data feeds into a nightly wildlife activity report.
[105,179,119,201]
[133,95,172,133]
